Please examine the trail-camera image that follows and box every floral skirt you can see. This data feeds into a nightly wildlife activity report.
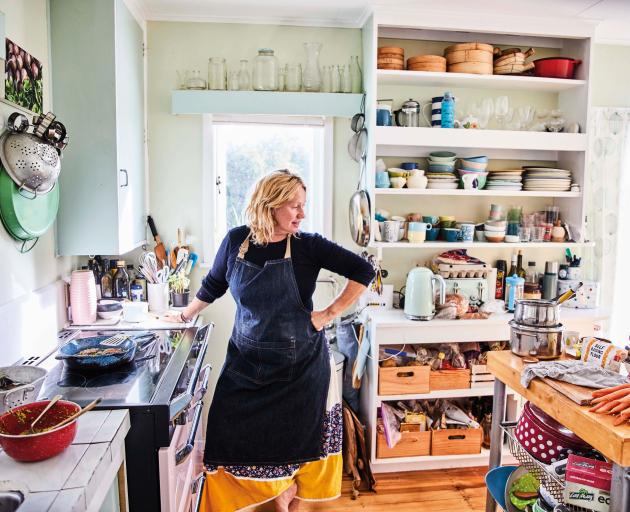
[199,355,343,512]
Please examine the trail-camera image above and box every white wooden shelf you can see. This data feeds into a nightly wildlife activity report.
[375,127,587,159]
[377,387,516,403]
[371,241,593,249]
[377,69,587,92]
[374,188,581,198]
[171,90,362,117]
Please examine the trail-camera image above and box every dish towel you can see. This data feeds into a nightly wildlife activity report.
[520,360,628,389]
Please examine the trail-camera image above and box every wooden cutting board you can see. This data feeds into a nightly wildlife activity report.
[545,378,593,406]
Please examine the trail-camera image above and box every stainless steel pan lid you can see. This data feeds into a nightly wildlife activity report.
[349,158,371,247]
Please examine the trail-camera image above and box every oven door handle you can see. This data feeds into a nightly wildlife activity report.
[193,472,206,512]
[195,364,211,400]
[169,326,210,421]
[175,399,204,465]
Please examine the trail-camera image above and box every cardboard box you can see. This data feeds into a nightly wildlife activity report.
[564,454,612,512]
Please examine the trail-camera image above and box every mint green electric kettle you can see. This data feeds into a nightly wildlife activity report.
[404,267,446,320]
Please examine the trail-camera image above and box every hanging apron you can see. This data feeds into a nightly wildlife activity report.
[204,233,330,466]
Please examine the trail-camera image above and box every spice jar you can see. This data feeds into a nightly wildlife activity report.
[505,274,525,312]
[253,48,279,91]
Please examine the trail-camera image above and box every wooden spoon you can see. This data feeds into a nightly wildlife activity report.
[29,394,62,433]
[47,397,102,431]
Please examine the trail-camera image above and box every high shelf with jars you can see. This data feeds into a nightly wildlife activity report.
[358,10,601,474]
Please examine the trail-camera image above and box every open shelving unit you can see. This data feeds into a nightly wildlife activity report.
[359,9,598,473]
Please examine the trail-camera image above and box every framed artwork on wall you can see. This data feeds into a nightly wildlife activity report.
[4,38,43,114]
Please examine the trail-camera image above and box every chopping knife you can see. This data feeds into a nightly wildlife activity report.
[147,215,167,269]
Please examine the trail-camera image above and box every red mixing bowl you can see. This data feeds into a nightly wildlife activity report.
[0,399,80,461]
[516,401,590,464]
[533,57,581,79]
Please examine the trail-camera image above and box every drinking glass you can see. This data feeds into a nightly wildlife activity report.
[546,205,560,224]
[286,63,302,92]
[517,105,536,131]
[531,226,546,243]
[518,226,531,242]
[494,96,509,129]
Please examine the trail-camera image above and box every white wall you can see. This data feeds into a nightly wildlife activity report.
[0,0,77,311]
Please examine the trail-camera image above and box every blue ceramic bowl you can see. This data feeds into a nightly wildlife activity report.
[462,155,488,163]
[428,163,456,173]
[56,335,136,370]
[426,227,440,241]
[97,299,123,313]
[429,151,456,159]
[442,228,459,242]
[400,162,418,170]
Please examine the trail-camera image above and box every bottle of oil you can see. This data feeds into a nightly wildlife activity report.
[100,258,113,298]
[495,260,507,300]
[113,260,130,299]
[508,252,518,278]
[516,250,526,278]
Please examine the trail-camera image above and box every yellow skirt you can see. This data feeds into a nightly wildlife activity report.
[199,355,343,512]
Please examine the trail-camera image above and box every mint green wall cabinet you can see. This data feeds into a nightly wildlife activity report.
[51,0,145,256]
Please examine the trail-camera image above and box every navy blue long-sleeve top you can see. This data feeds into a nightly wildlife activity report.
[197,225,375,310]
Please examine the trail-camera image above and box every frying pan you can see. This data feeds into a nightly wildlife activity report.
[349,157,371,247]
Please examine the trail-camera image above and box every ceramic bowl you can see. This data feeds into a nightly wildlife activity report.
[96,300,123,319]
[460,160,488,171]
[505,235,520,243]
[484,223,507,232]
[484,231,505,243]
[462,155,488,163]
[387,168,409,178]
[390,177,406,188]
[429,151,457,161]
[485,220,507,229]
[428,163,456,173]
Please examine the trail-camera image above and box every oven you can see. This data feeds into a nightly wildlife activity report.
[37,323,214,511]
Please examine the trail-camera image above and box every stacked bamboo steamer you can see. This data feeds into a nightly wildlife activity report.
[444,42,494,74]
[493,47,536,75]
[407,55,446,72]
[377,47,404,70]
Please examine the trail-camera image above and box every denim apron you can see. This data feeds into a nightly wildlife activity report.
[204,233,330,465]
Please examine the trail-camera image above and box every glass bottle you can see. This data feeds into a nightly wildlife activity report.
[342,64,352,93]
[286,63,302,92]
[208,58,226,90]
[516,250,526,278]
[331,65,341,93]
[322,66,332,93]
[278,64,286,92]
[441,91,455,128]
[238,59,251,90]
[302,42,322,92]
[228,71,240,91]
[100,266,113,299]
[524,262,541,299]
[495,260,506,300]
[253,49,279,91]
[350,56,362,93]
[113,260,130,299]
[508,253,518,280]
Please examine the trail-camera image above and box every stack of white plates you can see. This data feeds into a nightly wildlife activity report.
[427,173,458,190]
[522,167,572,191]
[485,169,523,191]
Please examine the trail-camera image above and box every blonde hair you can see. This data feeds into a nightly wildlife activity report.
[245,169,306,245]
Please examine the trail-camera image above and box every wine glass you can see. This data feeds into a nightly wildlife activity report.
[516,105,536,131]
[494,96,509,129]
[479,98,494,129]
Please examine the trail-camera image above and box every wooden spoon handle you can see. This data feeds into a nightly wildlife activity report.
[50,398,102,430]
[30,394,63,431]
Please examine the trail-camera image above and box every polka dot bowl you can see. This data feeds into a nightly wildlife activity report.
[515,402,591,464]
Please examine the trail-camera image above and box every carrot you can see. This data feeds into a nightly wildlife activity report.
[590,400,622,414]
[613,414,630,426]
[591,388,630,403]
[610,402,630,414]
[592,383,630,398]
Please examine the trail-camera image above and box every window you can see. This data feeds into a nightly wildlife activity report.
[202,115,332,264]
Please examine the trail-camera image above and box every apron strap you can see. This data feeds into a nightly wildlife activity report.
[237,232,292,259]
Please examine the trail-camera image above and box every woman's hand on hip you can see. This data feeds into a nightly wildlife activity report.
[311,309,332,331]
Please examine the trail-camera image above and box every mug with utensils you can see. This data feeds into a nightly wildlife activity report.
[408,222,432,243]
[422,96,444,128]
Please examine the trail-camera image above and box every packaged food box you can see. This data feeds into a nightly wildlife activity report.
[564,454,612,512]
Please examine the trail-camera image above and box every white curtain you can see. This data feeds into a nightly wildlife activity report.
[588,108,630,344]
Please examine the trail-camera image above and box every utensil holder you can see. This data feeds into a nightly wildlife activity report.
[170,290,190,308]
[147,282,169,313]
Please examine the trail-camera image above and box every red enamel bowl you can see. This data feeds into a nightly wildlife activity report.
[0,399,80,462]
[533,57,582,79]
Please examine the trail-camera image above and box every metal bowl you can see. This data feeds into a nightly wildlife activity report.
[513,299,559,327]
[0,131,61,197]
[509,320,563,360]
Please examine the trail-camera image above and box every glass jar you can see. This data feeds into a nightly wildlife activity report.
[253,48,279,91]
[208,57,226,90]
[286,63,302,92]
[186,70,207,90]
[228,71,240,91]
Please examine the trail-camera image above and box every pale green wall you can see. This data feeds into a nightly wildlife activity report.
[146,21,362,393]
[591,44,630,107]
[0,0,77,307]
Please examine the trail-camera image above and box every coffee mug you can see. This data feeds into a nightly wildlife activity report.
[567,266,581,280]
[383,220,403,242]
[376,105,392,126]
[375,170,390,188]
[426,227,440,241]
[400,162,418,171]
[422,96,444,128]
[459,223,475,242]
[423,215,439,225]
[407,222,432,243]
[461,174,480,190]
[442,228,459,242]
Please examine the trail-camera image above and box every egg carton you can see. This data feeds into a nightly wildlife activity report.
[437,263,492,279]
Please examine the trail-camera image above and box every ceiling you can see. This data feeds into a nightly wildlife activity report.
[130,0,630,44]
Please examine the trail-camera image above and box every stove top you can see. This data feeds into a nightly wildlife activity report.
[37,328,199,408]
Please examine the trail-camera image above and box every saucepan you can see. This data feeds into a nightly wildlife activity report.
[509,321,563,360]
[349,157,371,247]
[533,57,581,79]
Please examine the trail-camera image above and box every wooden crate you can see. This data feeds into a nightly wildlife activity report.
[377,429,431,458]
[470,364,495,388]
[378,365,430,395]
[431,428,483,456]
[429,369,471,391]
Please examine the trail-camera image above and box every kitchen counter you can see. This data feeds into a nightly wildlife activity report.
[0,409,130,512]
[485,351,630,512]
[67,312,198,331]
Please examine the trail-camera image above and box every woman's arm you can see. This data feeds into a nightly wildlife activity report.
[311,279,367,331]
[163,296,210,323]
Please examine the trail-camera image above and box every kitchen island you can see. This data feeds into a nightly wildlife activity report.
[486,351,630,512]
[0,409,130,512]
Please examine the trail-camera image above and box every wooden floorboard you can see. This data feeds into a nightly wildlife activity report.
[255,467,489,511]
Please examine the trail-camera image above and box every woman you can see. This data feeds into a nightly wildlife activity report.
[170,170,374,512]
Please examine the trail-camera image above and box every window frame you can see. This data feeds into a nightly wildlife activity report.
[200,114,333,267]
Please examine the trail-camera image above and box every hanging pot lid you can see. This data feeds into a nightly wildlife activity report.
[0,167,59,240]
